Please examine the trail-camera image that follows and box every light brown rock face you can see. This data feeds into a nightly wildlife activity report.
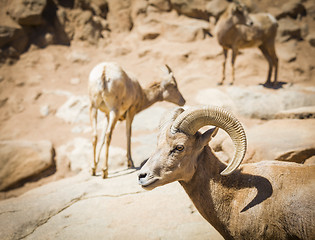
[0,140,55,191]
[0,171,223,240]
[245,119,315,164]
[8,0,47,26]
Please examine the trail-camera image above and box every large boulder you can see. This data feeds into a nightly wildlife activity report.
[8,0,47,26]
[0,24,28,59]
[162,16,209,42]
[196,86,315,120]
[171,0,211,20]
[275,0,306,20]
[275,106,315,119]
[246,119,315,164]
[57,137,127,173]
[55,8,106,45]
[0,171,222,240]
[0,140,55,191]
[210,119,315,165]
[107,0,133,32]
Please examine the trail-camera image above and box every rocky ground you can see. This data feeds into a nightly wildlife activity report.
[0,0,315,239]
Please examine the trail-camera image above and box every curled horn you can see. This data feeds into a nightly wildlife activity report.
[171,106,247,175]
[159,107,185,131]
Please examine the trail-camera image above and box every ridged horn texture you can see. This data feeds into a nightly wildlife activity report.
[159,107,184,131]
[171,106,247,175]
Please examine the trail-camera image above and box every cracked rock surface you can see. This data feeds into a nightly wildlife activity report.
[0,171,223,240]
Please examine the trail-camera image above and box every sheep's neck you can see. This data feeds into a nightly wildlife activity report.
[138,83,163,112]
[215,16,238,48]
[179,147,235,240]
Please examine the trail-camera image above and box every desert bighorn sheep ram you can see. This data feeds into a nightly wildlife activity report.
[138,106,315,240]
[89,62,185,178]
[215,1,279,86]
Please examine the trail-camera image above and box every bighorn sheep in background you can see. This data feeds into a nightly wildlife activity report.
[89,62,185,178]
[215,2,279,86]
[138,106,315,239]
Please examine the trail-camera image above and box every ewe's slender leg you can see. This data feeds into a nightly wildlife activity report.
[218,48,228,85]
[89,105,98,176]
[126,110,135,168]
[97,114,109,173]
[231,48,238,85]
[101,110,118,179]
[270,45,279,85]
[259,45,273,86]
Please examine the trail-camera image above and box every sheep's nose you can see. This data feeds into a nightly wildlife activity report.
[138,172,147,180]
[138,172,148,185]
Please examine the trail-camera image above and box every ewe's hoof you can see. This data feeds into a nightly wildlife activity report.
[217,82,223,86]
[91,168,96,176]
[128,160,135,169]
[102,169,108,179]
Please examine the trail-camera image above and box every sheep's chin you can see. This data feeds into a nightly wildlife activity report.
[139,178,159,190]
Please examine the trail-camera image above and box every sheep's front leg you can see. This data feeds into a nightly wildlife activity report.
[89,105,98,176]
[98,111,118,178]
[231,48,238,85]
[126,110,135,168]
[259,45,273,86]
[218,48,228,85]
[270,48,278,86]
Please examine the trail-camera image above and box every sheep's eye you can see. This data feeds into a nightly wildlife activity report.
[175,145,184,152]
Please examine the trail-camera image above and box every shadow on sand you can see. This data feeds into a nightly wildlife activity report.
[261,81,288,89]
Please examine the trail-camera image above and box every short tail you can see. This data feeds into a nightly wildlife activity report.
[101,66,106,83]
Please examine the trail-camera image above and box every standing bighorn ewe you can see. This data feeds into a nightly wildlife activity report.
[138,106,315,240]
[215,1,279,86]
[89,62,185,178]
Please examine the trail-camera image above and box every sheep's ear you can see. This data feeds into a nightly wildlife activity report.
[199,127,219,147]
[160,64,173,76]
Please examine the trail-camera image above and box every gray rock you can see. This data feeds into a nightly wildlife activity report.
[0,140,54,191]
